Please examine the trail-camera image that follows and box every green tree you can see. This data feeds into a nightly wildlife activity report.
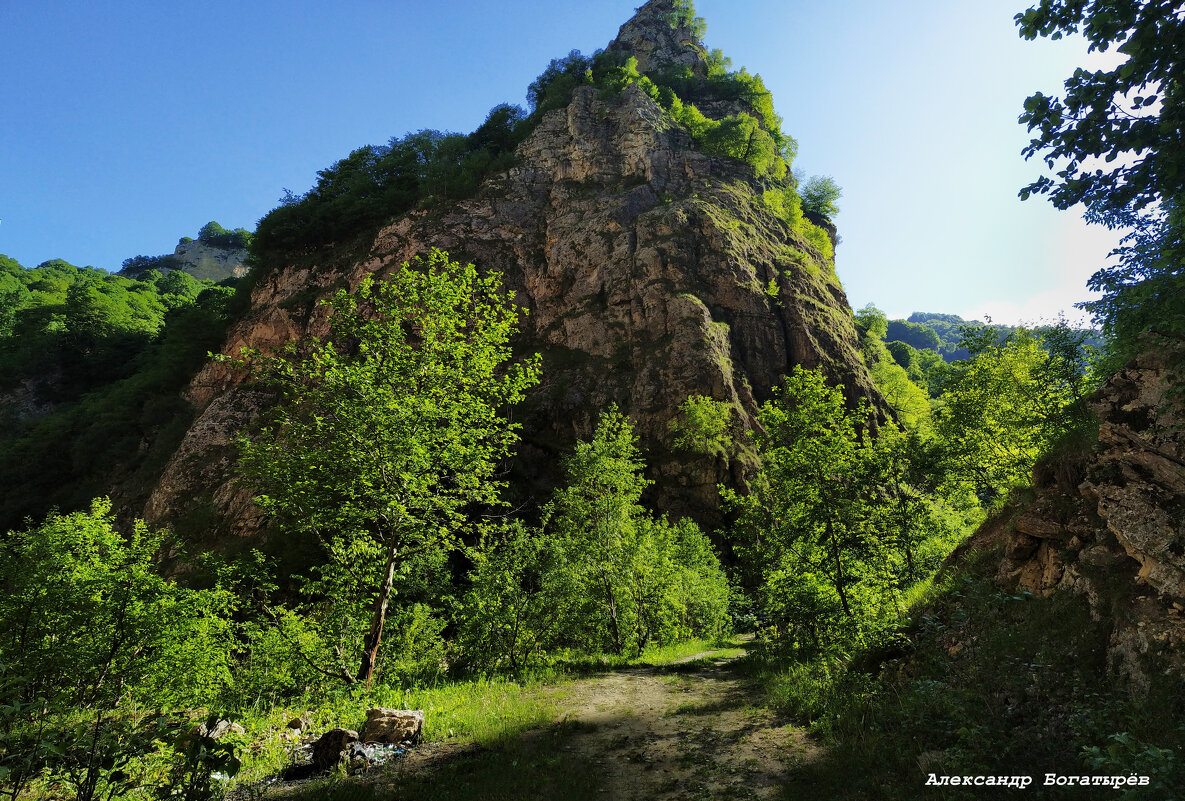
[1017,0,1185,365]
[800,175,843,218]
[701,112,782,178]
[454,410,729,667]
[727,367,888,637]
[886,319,942,352]
[452,521,575,671]
[855,304,932,428]
[934,324,1095,499]
[0,500,234,801]
[669,394,733,457]
[1016,1,1184,216]
[230,250,540,684]
[545,408,652,655]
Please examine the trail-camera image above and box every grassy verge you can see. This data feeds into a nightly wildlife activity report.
[734,550,1185,799]
[228,674,563,792]
[224,635,742,796]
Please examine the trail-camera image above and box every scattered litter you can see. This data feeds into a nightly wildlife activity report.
[279,737,416,780]
[349,741,412,767]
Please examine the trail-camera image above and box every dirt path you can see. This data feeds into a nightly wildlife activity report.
[264,644,810,800]
[533,647,810,800]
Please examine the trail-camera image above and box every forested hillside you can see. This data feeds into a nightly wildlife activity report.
[0,250,235,529]
[1,0,1182,799]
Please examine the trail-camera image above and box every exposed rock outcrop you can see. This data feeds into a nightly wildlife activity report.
[311,728,359,770]
[141,0,878,541]
[170,239,250,282]
[996,346,1185,690]
[118,239,249,283]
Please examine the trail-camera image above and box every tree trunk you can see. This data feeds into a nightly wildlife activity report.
[828,517,852,617]
[357,541,399,685]
[600,569,624,655]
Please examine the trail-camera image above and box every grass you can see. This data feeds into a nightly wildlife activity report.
[225,635,744,796]
[278,720,605,801]
[228,674,563,792]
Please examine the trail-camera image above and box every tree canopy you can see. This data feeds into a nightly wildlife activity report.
[231,250,540,683]
[1016,0,1185,216]
[1017,0,1185,364]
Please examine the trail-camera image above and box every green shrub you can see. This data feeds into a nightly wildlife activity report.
[669,394,733,457]
[800,175,842,219]
[0,500,235,800]
[455,410,731,669]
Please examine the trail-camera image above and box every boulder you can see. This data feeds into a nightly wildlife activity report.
[362,708,424,744]
[193,718,245,740]
[311,728,358,769]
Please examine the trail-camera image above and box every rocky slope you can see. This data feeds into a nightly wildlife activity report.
[142,0,878,543]
[992,345,1185,688]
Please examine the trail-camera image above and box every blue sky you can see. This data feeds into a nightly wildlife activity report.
[1,0,1120,324]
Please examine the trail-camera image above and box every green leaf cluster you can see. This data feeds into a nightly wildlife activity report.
[799,175,843,219]
[933,321,1096,500]
[1017,1,1185,369]
[454,409,730,669]
[668,394,734,457]
[660,0,707,39]
[725,368,958,652]
[196,220,252,250]
[0,257,234,531]
[230,250,539,683]
[0,500,236,800]
[252,106,530,268]
[854,305,933,430]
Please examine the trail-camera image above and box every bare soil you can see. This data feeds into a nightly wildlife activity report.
[544,650,811,800]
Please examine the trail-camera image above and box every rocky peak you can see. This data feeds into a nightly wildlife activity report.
[139,1,877,545]
[609,0,707,76]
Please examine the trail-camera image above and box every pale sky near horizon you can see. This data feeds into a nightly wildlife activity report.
[0,1,1124,325]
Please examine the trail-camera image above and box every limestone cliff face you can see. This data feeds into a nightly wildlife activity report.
[170,240,250,282]
[994,346,1185,689]
[142,0,878,541]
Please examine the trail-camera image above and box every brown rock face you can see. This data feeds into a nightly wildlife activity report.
[996,347,1185,690]
[141,4,877,541]
[610,0,707,76]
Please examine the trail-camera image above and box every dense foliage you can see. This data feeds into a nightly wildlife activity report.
[252,108,530,268]
[934,322,1096,500]
[1018,0,1185,367]
[799,175,843,219]
[456,410,729,669]
[725,367,968,651]
[0,501,237,801]
[9,2,1163,797]
[0,255,234,531]
[197,221,252,250]
[228,250,540,684]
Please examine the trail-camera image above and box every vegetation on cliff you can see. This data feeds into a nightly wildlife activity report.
[0,254,234,530]
[4,0,1185,797]
[250,0,836,275]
